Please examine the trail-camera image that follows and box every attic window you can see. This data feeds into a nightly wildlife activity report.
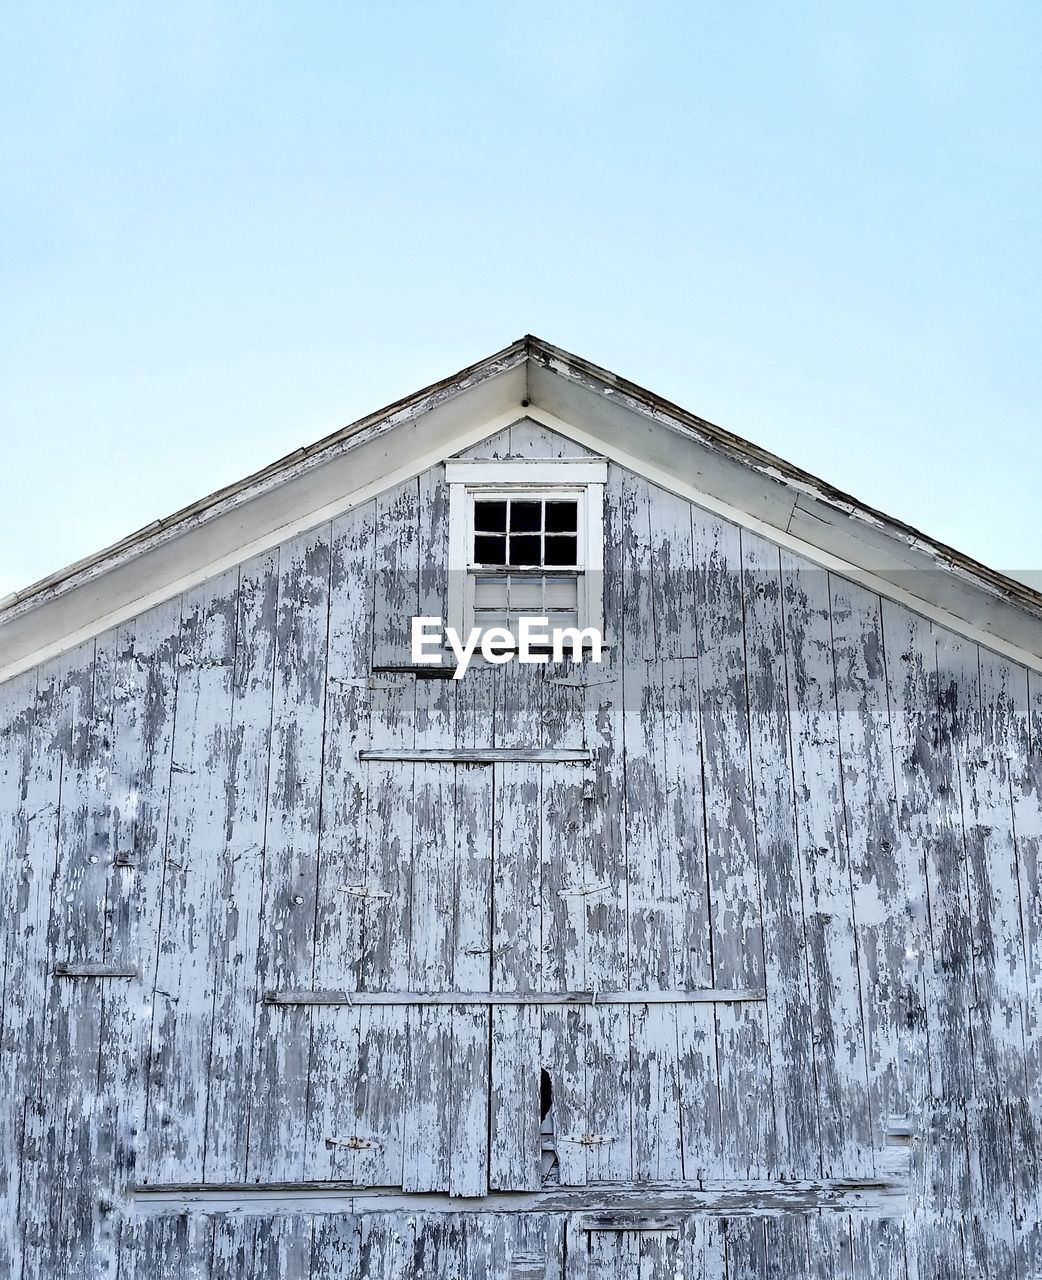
[445,459,606,646]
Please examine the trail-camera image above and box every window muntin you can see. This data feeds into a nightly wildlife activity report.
[467,489,585,638]
[472,574,580,633]
[473,496,579,568]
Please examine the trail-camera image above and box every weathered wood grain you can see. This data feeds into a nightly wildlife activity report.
[247,530,332,1182]
[133,1175,911,1214]
[101,599,181,1275]
[690,506,769,1180]
[204,553,278,1184]
[741,532,820,1179]
[488,654,544,1193]
[780,552,872,1178]
[881,604,971,1278]
[144,576,238,1186]
[266,988,766,1006]
[33,640,111,1278]
[621,482,691,1185]
[360,747,596,763]
[943,635,1019,1273]
[1012,668,1042,1278]
[828,579,910,1158]
[583,467,628,1004]
[0,668,40,1277]
[719,1217,766,1280]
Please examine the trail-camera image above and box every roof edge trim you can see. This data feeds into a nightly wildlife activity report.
[0,337,529,619]
[525,336,1042,623]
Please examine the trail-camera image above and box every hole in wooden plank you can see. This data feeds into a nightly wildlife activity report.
[540,1068,559,1186]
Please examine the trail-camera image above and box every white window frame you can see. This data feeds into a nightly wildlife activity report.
[445,458,607,644]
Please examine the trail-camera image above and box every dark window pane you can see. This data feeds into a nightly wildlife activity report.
[544,500,577,533]
[509,500,542,533]
[474,534,507,565]
[544,535,578,566]
[508,534,541,566]
[474,500,507,533]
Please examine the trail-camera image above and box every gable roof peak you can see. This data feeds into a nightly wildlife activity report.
[2,337,1041,683]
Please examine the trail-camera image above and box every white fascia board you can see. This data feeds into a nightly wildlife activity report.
[0,368,527,685]
[518,405,1042,674]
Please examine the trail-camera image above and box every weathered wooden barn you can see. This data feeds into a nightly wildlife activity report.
[1,336,1040,1279]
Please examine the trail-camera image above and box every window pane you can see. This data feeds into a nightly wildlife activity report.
[544,535,578,566]
[509,500,542,533]
[474,500,507,532]
[548,611,579,631]
[509,578,543,609]
[473,576,507,608]
[474,612,512,631]
[544,576,578,608]
[474,534,507,565]
[508,534,541,566]
[545,500,578,533]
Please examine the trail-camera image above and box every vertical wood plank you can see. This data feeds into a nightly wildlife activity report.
[358,1213,417,1280]
[1012,668,1042,1273]
[741,532,819,1179]
[508,419,594,457]
[99,600,180,1263]
[0,670,41,1278]
[490,646,545,1192]
[850,1218,910,1280]
[624,483,698,1183]
[401,467,467,1196]
[307,499,376,1184]
[490,1000,542,1191]
[943,636,1019,1270]
[353,482,422,1194]
[203,553,278,1183]
[248,529,332,1182]
[38,639,117,1278]
[691,508,769,1179]
[882,601,968,1279]
[14,651,86,1276]
[449,555,495,1197]
[780,552,872,1179]
[143,577,238,1186]
[309,1215,362,1280]
[828,578,914,1158]
[722,1217,767,1280]
[371,477,419,670]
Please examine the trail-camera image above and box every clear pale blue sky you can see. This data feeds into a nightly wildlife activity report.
[2,2,1040,598]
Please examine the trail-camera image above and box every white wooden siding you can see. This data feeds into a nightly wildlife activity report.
[0,426,1038,1277]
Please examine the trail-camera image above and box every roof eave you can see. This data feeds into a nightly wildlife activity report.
[525,335,1042,625]
[0,336,530,620]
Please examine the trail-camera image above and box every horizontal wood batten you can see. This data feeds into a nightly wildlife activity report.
[358,748,594,764]
[53,962,138,979]
[444,458,609,484]
[264,988,767,1007]
[369,663,458,678]
[132,1176,908,1218]
[578,1214,692,1232]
